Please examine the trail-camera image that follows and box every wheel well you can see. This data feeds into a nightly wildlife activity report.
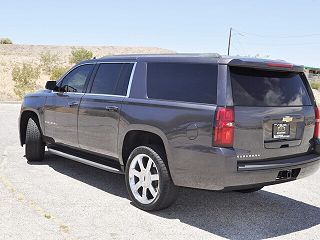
[20,111,40,146]
[122,130,167,167]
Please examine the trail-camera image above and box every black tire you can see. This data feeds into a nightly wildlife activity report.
[25,118,45,162]
[235,186,263,193]
[125,145,177,211]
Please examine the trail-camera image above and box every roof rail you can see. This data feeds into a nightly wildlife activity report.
[100,53,221,59]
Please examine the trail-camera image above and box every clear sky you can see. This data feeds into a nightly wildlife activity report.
[1,0,319,67]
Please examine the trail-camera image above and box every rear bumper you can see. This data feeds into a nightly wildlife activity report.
[222,154,320,191]
[172,149,320,191]
[237,153,319,171]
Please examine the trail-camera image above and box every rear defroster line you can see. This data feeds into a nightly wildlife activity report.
[0,147,78,240]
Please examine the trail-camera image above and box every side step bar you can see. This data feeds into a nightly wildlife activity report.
[48,148,123,174]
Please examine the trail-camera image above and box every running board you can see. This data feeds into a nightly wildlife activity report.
[48,148,123,174]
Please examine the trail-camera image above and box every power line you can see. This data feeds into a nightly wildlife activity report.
[227,27,246,55]
[226,27,320,57]
[233,28,320,39]
[230,39,242,55]
[232,33,246,55]
[228,28,320,53]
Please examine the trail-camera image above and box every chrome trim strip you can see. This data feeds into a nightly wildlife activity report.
[126,62,137,97]
[51,92,84,95]
[97,61,136,64]
[83,93,124,98]
[48,148,123,174]
[237,157,320,171]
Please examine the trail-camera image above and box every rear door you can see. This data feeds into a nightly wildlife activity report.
[229,66,315,161]
[78,62,135,159]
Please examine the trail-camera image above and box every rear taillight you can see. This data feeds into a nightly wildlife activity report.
[314,106,320,138]
[213,107,234,147]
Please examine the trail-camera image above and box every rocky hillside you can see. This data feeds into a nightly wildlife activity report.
[0,44,173,101]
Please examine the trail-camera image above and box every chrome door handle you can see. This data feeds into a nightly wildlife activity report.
[105,106,119,112]
[68,101,79,107]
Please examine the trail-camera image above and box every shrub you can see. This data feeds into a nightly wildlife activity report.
[0,38,13,44]
[12,63,40,99]
[50,66,70,80]
[310,81,320,90]
[69,48,93,64]
[40,51,60,74]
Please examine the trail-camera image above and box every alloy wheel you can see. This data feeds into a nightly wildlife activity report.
[128,154,160,204]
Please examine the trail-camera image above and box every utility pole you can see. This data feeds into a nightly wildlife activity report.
[227,27,232,56]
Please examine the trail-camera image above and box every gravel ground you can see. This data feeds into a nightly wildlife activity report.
[0,103,319,240]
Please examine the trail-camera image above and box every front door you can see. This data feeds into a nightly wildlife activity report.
[53,64,95,147]
[78,62,134,158]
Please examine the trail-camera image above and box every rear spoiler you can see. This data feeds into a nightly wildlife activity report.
[220,58,304,72]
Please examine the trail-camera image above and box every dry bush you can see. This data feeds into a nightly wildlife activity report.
[0,38,13,44]
[69,48,93,64]
[12,63,40,99]
[40,51,61,75]
[50,66,70,80]
[310,81,320,90]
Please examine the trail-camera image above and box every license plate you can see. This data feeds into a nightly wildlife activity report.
[273,123,290,139]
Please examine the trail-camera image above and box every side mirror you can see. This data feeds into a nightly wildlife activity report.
[45,81,57,91]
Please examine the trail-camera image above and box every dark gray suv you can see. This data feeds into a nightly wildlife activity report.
[19,54,320,211]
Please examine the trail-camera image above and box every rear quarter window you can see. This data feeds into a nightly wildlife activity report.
[230,67,312,106]
[147,62,218,104]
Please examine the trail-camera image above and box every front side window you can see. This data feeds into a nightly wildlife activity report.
[147,63,218,104]
[60,64,94,93]
[90,63,134,95]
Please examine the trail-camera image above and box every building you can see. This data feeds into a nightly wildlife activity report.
[304,66,320,81]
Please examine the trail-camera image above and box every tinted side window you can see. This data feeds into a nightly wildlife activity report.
[114,63,134,95]
[147,63,218,104]
[230,67,312,106]
[90,63,134,95]
[60,64,94,93]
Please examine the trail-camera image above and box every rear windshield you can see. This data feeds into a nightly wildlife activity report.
[147,63,218,104]
[230,67,311,106]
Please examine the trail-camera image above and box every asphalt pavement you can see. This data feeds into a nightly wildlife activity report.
[0,103,319,240]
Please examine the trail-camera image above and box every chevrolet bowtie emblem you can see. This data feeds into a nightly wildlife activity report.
[282,116,293,122]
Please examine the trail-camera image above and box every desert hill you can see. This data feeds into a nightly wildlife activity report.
[0,44,173,101]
